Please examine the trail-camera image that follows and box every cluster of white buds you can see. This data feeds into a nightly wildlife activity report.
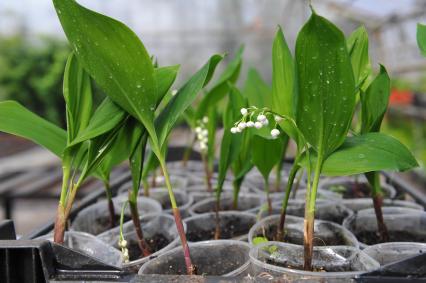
[195,116,209,152]
[118,239,129,263]
[230,107,283,139]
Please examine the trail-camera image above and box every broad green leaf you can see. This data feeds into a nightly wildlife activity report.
[251,135,285,180]
[69,98,125,146]
[243,68,272,108]
[0,101,66,157]
[155,55,222,146]
[196,48,243,118]
[417,23,426,57]
[63,52,92,144]
[295,12,356,157]
[347,26,371,90]
[79,118,128,181]
[53,0,159,152]
[141,55,222,179]
[300,133,418,176]
[129,131,148,199]
[272,26,295,118]
[360,65,390,134]
[155,65,180,107]
[216,86,245,195]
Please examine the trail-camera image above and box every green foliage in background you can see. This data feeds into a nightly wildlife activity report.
[0,35,69,126]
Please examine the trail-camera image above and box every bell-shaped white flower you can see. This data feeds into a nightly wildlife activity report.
[271,128,280,138]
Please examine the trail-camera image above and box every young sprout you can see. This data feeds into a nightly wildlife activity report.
[118,201,130,263]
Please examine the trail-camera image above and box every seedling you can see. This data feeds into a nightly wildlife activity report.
[50,0,226,274]
[232,8,418,271]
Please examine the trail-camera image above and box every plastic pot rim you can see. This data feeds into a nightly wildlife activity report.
[138,239,251,277]
[249,241,380,278]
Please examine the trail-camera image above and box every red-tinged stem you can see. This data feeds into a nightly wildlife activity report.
[129,199,151,257]
[277,165,299,241]
[53,203,66,244]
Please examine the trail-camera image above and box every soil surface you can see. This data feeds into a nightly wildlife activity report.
[186,216,251,241]
[327,182,373,198]
[127,233,170,261]
[194,200,258,214]
[94,214,131,235]
[256,223,350,246]
[355,230,426,245]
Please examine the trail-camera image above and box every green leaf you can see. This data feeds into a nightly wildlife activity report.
[251,135,285,180]
[155,65,180,106]
[129,130,148,200]
[295,12,356,157]
[347,26,371,90]
[216,86,245,194]
[243,68,272,108]
[69,98,126,146]
[272,26,295,118]
[360,65,390,134]
[53,0,159,152]
[63,52,93,144]
[155,55,222,146]
[300,133,419,176]
[0,101,66,157]
[79,118,128,181]
[196,48,243,118]
[417,23,426,57]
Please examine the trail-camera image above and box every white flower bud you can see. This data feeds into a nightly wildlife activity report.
[262,119,269,126]
[119,239,127,248]
[240,108,248,115]
[274,115,283,122]
[202,116,209,123]
[246,121,255,128]
[200,142,207,150]
[237,122,246,130]
[195,127,202,134]
[171,89,178,96]
[230,127,238,134]
[123,249,129,258]
[271,128,280,138]
[254,122,263,129]
[202,129,208,136]
[257,114,266,122]
[197,133,204,140]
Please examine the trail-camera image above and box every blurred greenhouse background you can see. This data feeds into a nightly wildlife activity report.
[0,0,425,233]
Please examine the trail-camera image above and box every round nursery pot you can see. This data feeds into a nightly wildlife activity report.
[167,160,205,175]
[248,215,359,248]
[184,211,256,242]
[295,188,343,201]
[138,240,250,277]
[271,200,353,224]
[363,242,426,266]
[250,242,379,281]
[71,196,162,235]
[97,213,181,269]
[117,175,187,195]
[188,184,252,203]
[38,231,122,267]
[188,193,264,216]
[245,174,307,195]
[340,198,424,212]
[144,188,193,218]
[320,176,396,199]
[343,207,426,247]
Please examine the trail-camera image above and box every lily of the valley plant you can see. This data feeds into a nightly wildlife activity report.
[231,8,418,270]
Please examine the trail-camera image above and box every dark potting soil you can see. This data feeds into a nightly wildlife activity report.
[186,216,251,241]
[94,214,131,235]
[327,182,372,199]
[156,195,186,210]
[127,234,170,261]
[355,230,426,245]
[194,200,257,214]
[256,223,349,246]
